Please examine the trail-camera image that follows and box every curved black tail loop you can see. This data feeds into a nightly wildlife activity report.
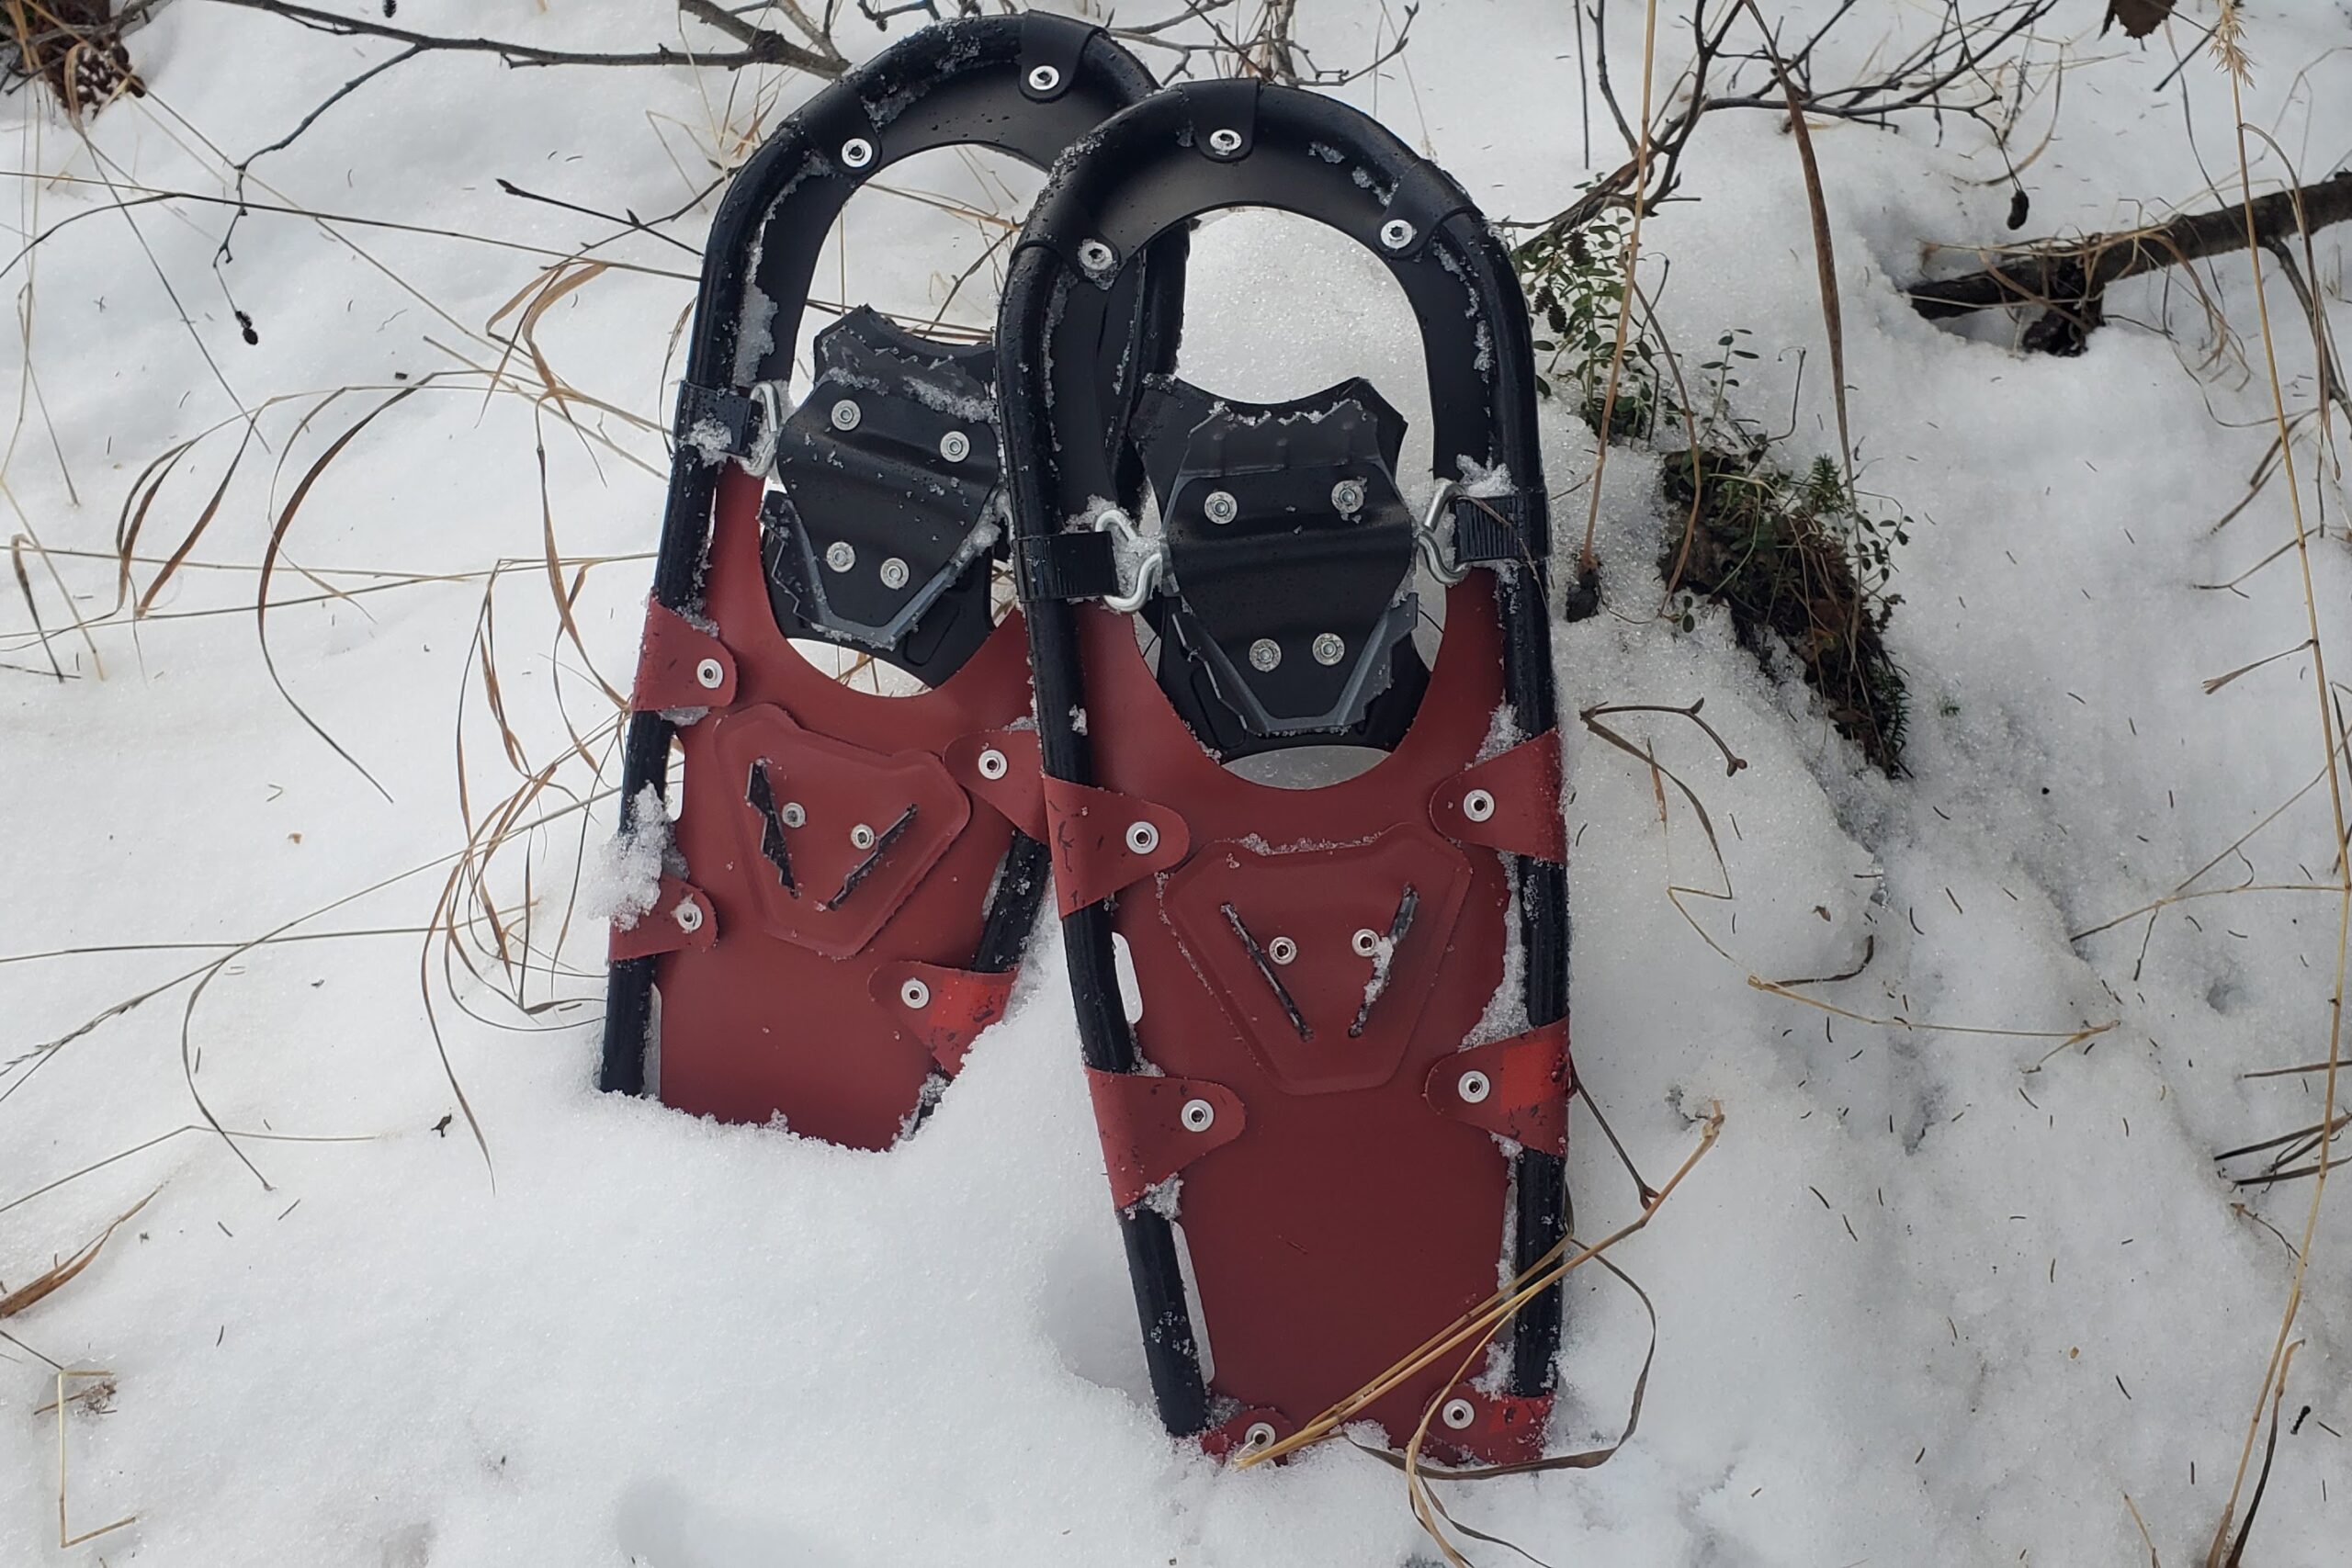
[600,15,1169,1098]
[1000,79,1570,1434]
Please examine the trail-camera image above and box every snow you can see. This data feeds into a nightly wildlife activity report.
[5,2,2350,1565]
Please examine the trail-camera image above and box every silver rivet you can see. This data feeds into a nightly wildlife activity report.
[1441,1397,1476,1430]
[880,557,910,590]
[1207,127,1244,155]
[830,399,862,432]
[672,898,704,933]
[1203,489,1238,525]
[694,657,725,690]
[1351,928,1379,957]
[1125,820,1159,855]
[977,747,1009,780]
[939,430,971,463]
[1331,478,1366,514]
[1463,788,1496,822]
[899,977,931,1010]
[825,540,856,572]
[1249,638,1281,672]
[1181,1097,1216,1133]
[1379,217,1415,250]
[1078,238,1116,274]
[840,137,875,171]
[851,822,876,850]
[1457,1070,1491,1104]
[1242,1421,1277,1450]
[1267,936,1297,965]
[1312,633,1345,667]
[781,801,806,828]
[1026,63,1062,94]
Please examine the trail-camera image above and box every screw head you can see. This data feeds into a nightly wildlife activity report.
[781,801,806,829]
[1463,788,1497,823]
[1441,1397,1476,1430]
[830,399,862,432]
[939,430,971,463]
[1180,1097,1216,1133]
[1241,1421,1278,1451]
[1249,637,1282,672]
[977,747,1009,781]
[1206,127,1244,155]
[879,557,910,591]
[1312,632,1345,667]
[1457,1069,1492,1104]
[1379,217,1415,250]
[1331,478,1367,515]
[1267,935,1297,965]
[824,540,856,573]
[1351,928,1380,957]
[694,657,725,690]
[840,137,875,170]
[1025,63,1061,94]
[1077,238,1116,274]
[1125,819,1159,855]
[1203,489,1238,525]
[899,977,931,1010]
[850,822,876,850]
[672,898,704,933]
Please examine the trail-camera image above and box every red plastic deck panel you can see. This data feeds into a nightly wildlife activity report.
[648,466,1035,1149]
[1073,581,1566,1460]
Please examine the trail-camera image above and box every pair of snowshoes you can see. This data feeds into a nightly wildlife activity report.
[602,14,1573,1467]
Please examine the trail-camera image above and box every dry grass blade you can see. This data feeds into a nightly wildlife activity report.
[1,1189,154,1320]
[8,535,63,680]
[1577,0,1661,580]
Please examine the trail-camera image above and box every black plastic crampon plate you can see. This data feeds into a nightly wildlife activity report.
[999,79,1576,1461]
[598,15,1176,1149]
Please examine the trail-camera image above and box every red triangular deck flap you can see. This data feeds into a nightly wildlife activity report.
[1429,732,1565,863]
[707,706,973,959]
[946,728,1047,840]
[1201,1406,1295,1462]
[1084,1067,1244,1210]
[1426,1385,1554,1468]
[1423,1020,1571,1154]
[870,961,1016,1076]
[1041,777,1190,916]
[633,602,738,716]
[609,876,718,961]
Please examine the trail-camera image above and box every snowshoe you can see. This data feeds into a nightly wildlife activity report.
[600,15,1173,1150]
[1000,82,1573,1463]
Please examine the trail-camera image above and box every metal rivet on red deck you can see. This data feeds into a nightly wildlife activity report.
[1241,1421,1277,1450]
[899,977,931,1010]
[1181,1098,1216,1133]
[1267,936,1297,965]
[672,898,704,933]
[830,400,862,432]
[1025,63,1062,94]
[825,540,856,572]
[880,557,910,590]
[1441,1397,1476,1430]
[1125,820,1159,855]
[1379,217,1415,251]
[1351,928,1379,957]
[1456,1069,1491,1105]
[1078,238,1116,274]
[1463,788,1497,822]
[977,747,1009,781]
[694,657,725,690]
[840,137,875,170]
[1312,632,1345,666]
[1206,127,1244,156]
[939,430,971,463]
[851,822,876,850]
[781,802,807,828]
[1249,638,1281,672]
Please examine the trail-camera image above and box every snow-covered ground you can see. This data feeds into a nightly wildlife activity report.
[5,2,2349,1562]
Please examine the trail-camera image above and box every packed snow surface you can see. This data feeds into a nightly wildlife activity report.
[5,2,2350,1564]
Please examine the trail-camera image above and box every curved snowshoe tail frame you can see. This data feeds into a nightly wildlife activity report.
[1001,81,1571,1456]
[599,16,1172,1141]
